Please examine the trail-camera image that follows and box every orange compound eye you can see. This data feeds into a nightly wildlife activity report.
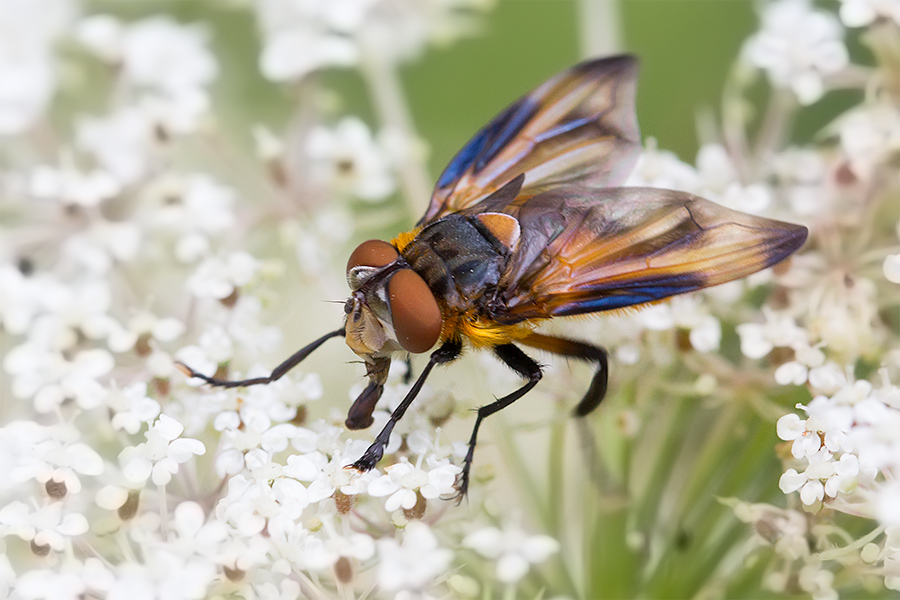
[346,240,399,273]
[387,269,443,353]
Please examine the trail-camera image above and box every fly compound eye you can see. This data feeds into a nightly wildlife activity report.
[346,240,399,273]
[387,269,443,353]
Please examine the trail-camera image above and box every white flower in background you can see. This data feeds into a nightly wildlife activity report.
[76,15,217,134]
[255,0,488,81]
[119,17,218,95]
[771,147,829,216]
[463,519,560,583]
[105,310,185,354]
[256,0,359,81]
[29,162,121,208]
[0,0,77,135]
[0,266,63,335]
[779,447,859,505]
[60,219,142,275]
[186,251,260,299]
[10,432,104,496]
[76,14,124,62]
[4,344,114,413]
[744,0,849,104]
[146,174,237,264]
[377,521,453,594]
[15,558,113,600]
[106,550,218,600]
[839,0,900,27]
[306,117,396,201]
[736,309,808,359]
[106,382,161,434]
[367,456,460,511]
[625,138,700,192]
[77,107,157,185]
[885,254,900,284]
[0,501,89,551]
[733,501,810,561]
[638,297,722,353]
[840,103,900,181]
[119,414,205,486]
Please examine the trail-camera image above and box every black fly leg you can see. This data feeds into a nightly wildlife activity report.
[350,339,462,472]
[403,356,414,384]
[176,328,346,388]
[520,332,608,416]
[454,343,543,501]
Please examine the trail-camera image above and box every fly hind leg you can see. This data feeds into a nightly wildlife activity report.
[520,332,608,417]
[454,343,542,501]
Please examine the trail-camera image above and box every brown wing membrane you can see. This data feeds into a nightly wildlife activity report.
[486,187,808,321]
[421,55,641,225]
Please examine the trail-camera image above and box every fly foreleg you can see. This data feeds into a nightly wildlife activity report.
[350,339,462,472]
[175,328,346,388]
[454,343,542,501]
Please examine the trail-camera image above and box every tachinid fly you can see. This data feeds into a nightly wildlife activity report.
[177,55,808,499]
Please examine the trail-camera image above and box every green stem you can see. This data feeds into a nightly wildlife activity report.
[358,39,432,220]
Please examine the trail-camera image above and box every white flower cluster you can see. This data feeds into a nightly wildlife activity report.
[255,0,491,81]
[0,2,569,599]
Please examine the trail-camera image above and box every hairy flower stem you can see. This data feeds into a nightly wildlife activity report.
[577,0,621,57]
[158,484,168,538]
[753,89,795,180]
[359,39,431,220]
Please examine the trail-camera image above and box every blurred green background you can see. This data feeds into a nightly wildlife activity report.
[122,0,756,168]
[110,0,863,185]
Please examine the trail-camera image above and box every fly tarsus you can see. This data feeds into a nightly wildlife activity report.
[452,343,543,501]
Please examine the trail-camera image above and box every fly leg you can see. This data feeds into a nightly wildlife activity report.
[520,332,608,416]
[350,339,462,472]
[403,356,414,384]
[454,343,542,501]
[175,328,345,388]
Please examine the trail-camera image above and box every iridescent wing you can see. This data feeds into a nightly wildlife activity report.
[420,55,641,225]
[479,186,808,321]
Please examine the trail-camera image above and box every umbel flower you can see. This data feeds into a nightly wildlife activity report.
[0,0,898,598]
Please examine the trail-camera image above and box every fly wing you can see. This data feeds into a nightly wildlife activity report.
[492,187,808,321]
[420,55,641,225]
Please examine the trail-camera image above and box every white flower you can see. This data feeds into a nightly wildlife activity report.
[4,344,114,413]
[736,309,808,359]
[77,107,157,185]
[0,0,77,135]
[624,139,700,192]
[106,382,161,434]
[377,521,453,593]
[306,117,396,201]
[105,310,185,354]
[0,265,60,335]
[147,174,236,263]
[119,414,205,486]
[0,501,89,551]
[76,14,124,62]
[840,103,900,181]
[283,444,375,502]
[367,456,460,512]
[884,254,900,284]
[463,520,560,583]
[10,433,104,496]
[772,147,829,216]
[121,17,218,95]
[839,0,900,27]
[744,0,849,104]
[29,162,121,208]
[260,23,358,82]
[186,251,260,299]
